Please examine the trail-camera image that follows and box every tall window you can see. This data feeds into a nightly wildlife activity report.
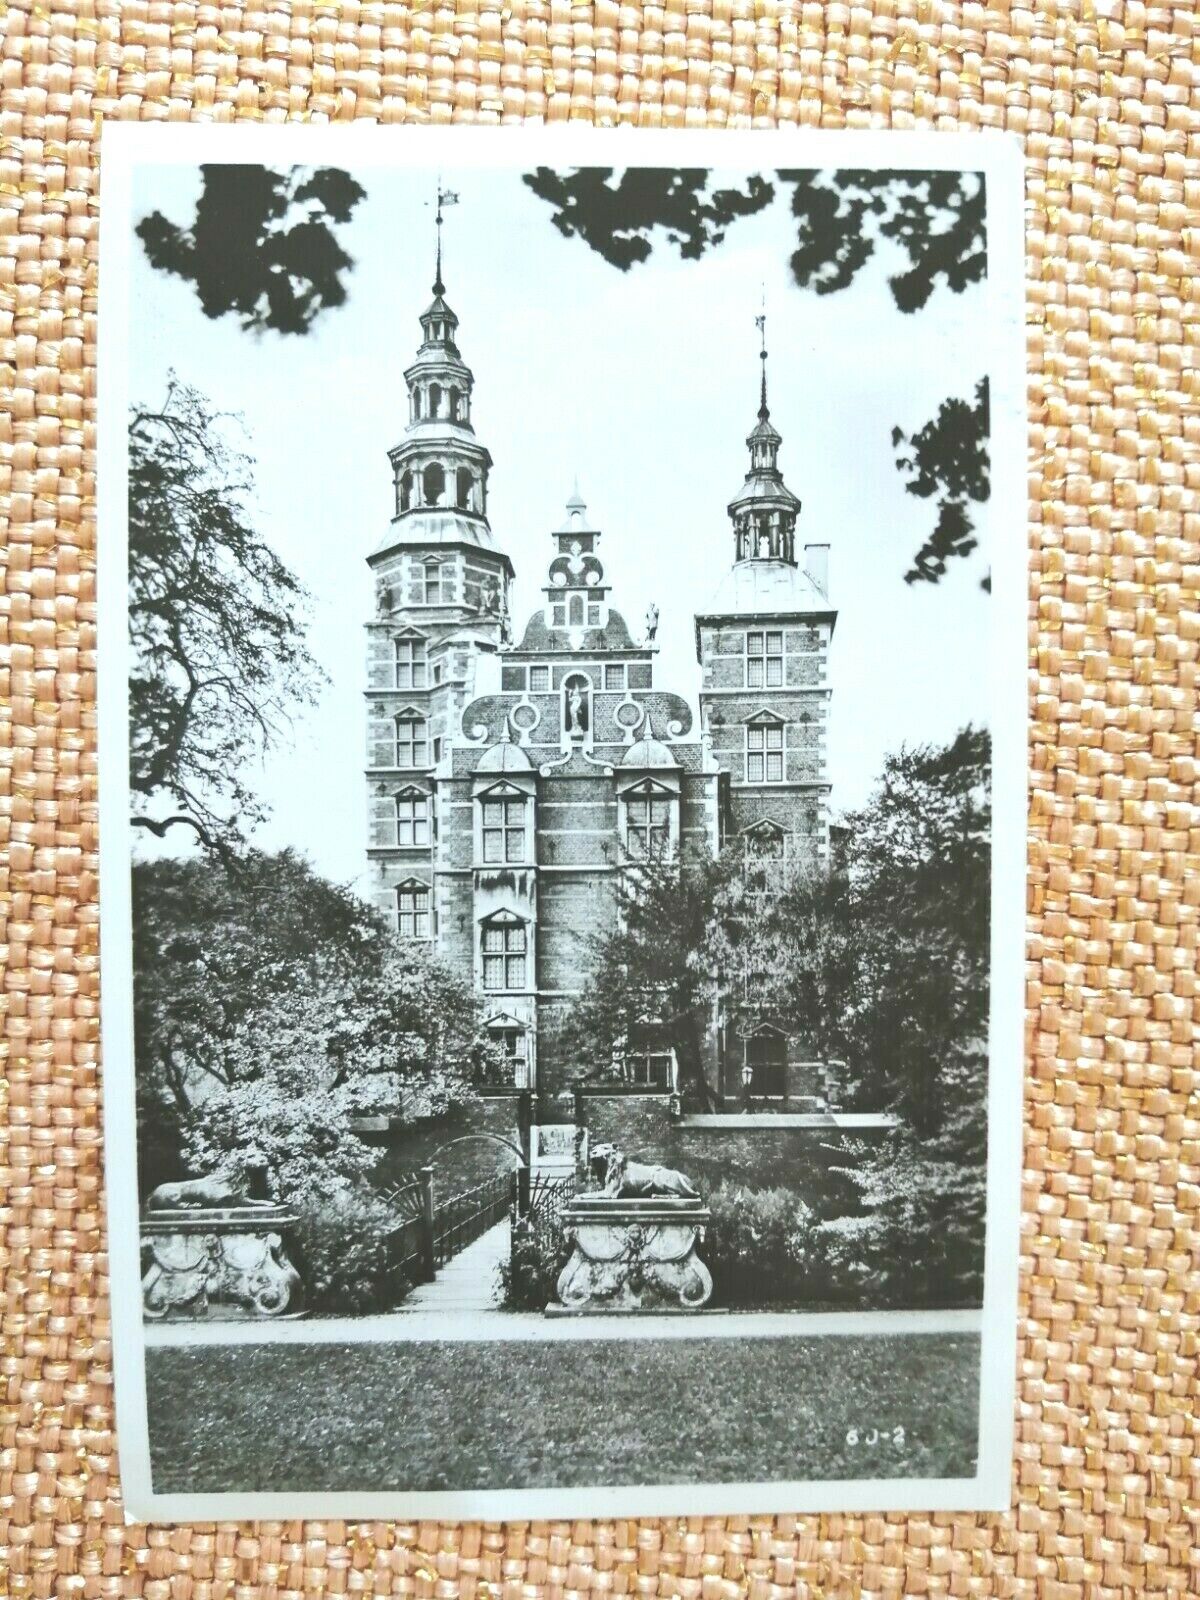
[746,722,784,783]
[482,918,527,991]
[395,792,429,846]
[393,636,427,689]
[424,562,451,604]
[745,1034,787,1098]
[396,883,430,939]
[494,1027,527,1083]
[624,1028,674,1088]
[481,794,527,864]
[625,786,673,857]
[747,630,784,688]
[393,714,429,769]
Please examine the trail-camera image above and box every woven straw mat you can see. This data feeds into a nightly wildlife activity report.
[1,0,1198,1596]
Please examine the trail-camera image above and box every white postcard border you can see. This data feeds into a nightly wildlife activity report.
[98,123,1027,1523]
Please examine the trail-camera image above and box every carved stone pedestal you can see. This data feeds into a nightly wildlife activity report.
[141,1206,304,1321]
[551,1196,713,1313]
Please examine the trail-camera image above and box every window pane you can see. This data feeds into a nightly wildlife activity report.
[414,819,429,845]
[506,955,526,987]
[748,727,764,750]
[530,666,549,691]
[747,660,763,688]
[766,632,782,652]
[413,662,427,687]
[766,659,783,687]
[767,753,783,781]
[483,956,503,988]
[747,753,764,783]
[506,829,525,863]
[506,800,524,824]
[483,830,502,863]
[605,665,624,689]
[482,801,503,825]
[767,725,783,749]
[748,632,763,651]
[483,927,504,953]
[506,925,525,953]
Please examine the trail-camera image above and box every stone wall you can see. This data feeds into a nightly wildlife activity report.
[572,1091,894,1211]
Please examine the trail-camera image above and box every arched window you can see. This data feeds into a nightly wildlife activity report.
[393,714,429,769]
[394,792,429,846]
[481,915,527,992]
[456,467,473,510]
[423,462,446,506]
[398,470,413,514]
[429,382,443,419]
[448,385,462,421]
[412,389,422,421]
[396,881,431,940]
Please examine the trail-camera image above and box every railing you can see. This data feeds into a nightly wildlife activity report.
[432,1171,512,1269]
[383,1165,517,1291]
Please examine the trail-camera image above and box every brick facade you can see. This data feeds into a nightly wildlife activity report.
[367,271,838,1107]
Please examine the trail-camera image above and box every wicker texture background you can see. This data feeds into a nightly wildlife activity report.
[1,0,1198,1595]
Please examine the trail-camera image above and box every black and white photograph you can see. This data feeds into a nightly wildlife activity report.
[98,126,1025,1520]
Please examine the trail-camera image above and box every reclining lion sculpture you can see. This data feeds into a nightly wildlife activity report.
[145,1173,278,1213]
[591,1142,700,1200]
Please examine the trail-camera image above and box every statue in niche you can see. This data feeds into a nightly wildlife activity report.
[376,583,393,618]
[645,602,659,642]
[481,574,501,614]
[757,524,771,558]
[565,680,590,736]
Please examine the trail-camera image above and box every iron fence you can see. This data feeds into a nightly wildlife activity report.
[431,1170,513,1269]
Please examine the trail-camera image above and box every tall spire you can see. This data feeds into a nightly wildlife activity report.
[755,290,769,421]
[432,180,459,296]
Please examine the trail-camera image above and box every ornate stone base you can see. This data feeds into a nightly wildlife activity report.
[141,1206,303,1321]
[552,1196,713,1313]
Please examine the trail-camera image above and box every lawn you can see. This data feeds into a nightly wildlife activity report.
[147,1332,978,1492]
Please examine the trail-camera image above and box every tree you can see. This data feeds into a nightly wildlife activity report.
[559,850,728,1111]
[137,165,367,335]
[133,849,492,1201]
[129,379,323,851]
[523,166,989,582]
[893,378,990,588]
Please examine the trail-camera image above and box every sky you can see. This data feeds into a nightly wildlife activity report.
[129,163,994,893]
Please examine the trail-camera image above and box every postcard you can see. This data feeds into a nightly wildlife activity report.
[98,125,1026,1520]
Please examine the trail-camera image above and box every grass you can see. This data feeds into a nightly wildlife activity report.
[147,1332,978,1492]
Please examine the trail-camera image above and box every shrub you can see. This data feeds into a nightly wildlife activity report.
[703,1183,824,1308]
[290,1185,409,1316]
[499,1212,570,1311]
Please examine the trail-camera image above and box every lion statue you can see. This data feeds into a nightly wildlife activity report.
[591,1142,700,1200]
[145,1173,277,1213]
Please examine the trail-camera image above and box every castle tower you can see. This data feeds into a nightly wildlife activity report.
[694,312,837,1105]
[695,310,836,866]
[365,209,515,938]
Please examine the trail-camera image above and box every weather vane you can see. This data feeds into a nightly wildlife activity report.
[429,178,460,292]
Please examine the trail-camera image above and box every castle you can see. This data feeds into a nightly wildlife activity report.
[365,251,836,1108]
